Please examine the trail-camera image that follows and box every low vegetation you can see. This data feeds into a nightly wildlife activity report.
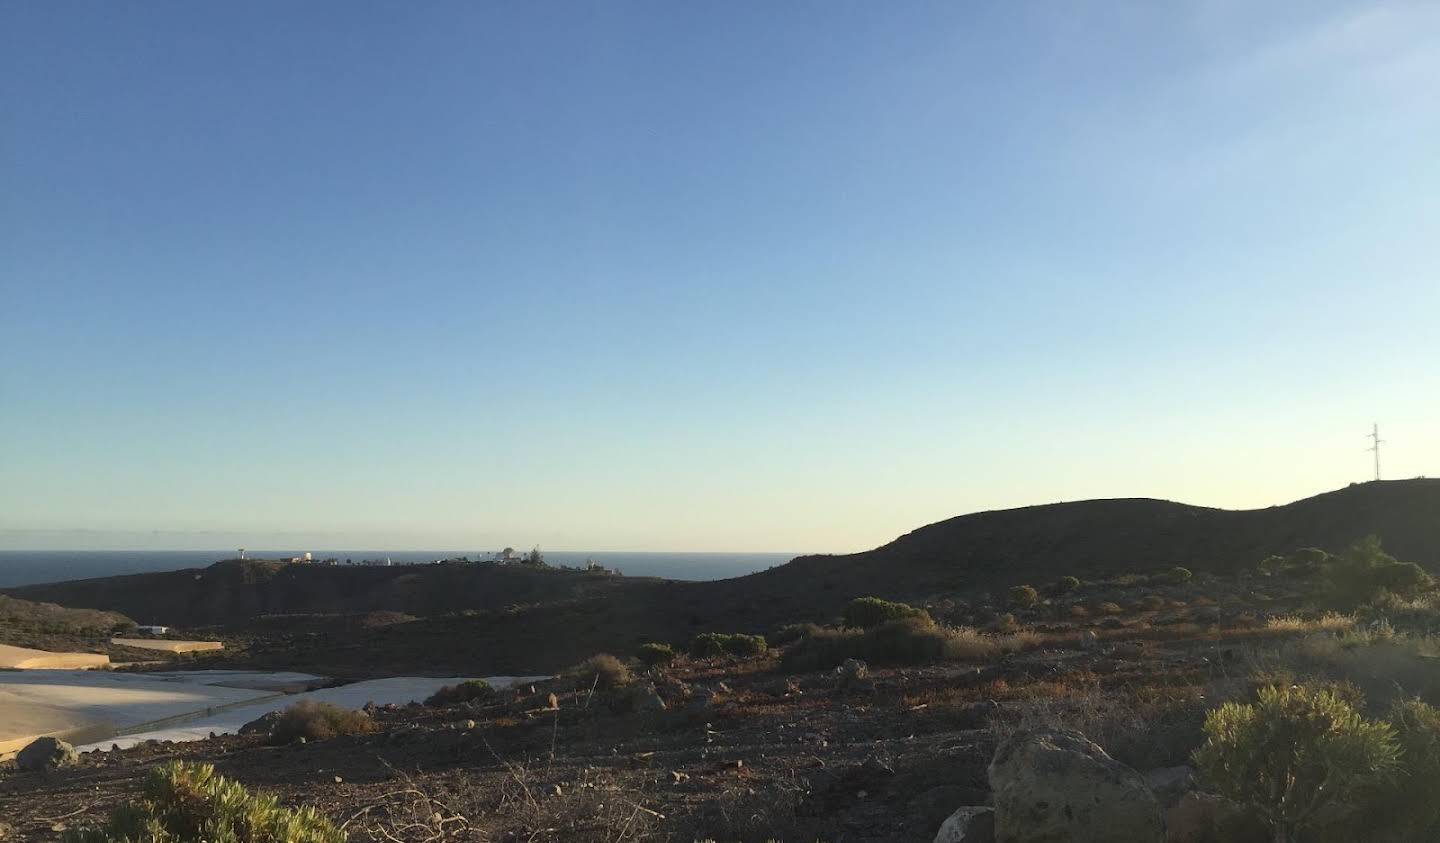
[270,701,379,745]
[636,642,676,667]
[781,615,1032,672]
[567,653,633,689]
[425,679,496,706]
[63,761,343,843]
[1007,585,1039,609]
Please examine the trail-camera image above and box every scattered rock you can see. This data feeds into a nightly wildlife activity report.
[909,785,981,832]
[764,677,802,697]
[935,806,995,843]
[17,737,77,772]
[988,729,1162,842]
[1079,630,1100,650]
[453,719,476,730]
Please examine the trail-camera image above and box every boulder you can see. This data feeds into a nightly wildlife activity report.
[1144,765,1195,805]
[614,682,667,714]
[935,806,995,843]
[988,729,1162,842]
[238,710,283,735]
[17,737,77,772]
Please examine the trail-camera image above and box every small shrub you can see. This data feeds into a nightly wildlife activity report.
[842,597,929,629]
[1096,601,1123,615]
[772,622,825,646]
[690,632,768,658]
[636,642,676,668]
[425,679,496,707]
[1068,605,1090,619]
[1167,566,1193,584]
[780,616,1017,672]
[1265,612,1356,634]
[270,701,378,745]
[1052,575,1081,595]
[1193,684,1399,841]
[64,761,342,843]
[1007,585,1039,609]
[567,653,632,689]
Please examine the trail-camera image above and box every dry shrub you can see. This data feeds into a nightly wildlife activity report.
[270,701,378,745]
[772,622,825,646]
[989,676,1208,770]
[1068,605,1090,619]
[566,653,632,689]
[1096,602,1123,615]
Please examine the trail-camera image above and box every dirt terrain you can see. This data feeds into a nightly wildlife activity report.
[1,569,1389,843]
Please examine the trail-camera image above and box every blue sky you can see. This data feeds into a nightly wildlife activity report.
[2,1,1437,553]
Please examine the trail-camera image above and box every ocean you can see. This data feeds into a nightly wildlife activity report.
[0,550,797,588]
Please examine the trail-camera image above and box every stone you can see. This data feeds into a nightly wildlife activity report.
[988,729,1162,843]
[837,658,869,680]
[935,806,995,843]
[238,710,283,735]
[1079,629,1100,650]
[1143,765,1194,805]
[17,737,77,772]
[616,682,667,713]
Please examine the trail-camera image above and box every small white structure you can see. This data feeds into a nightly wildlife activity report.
[136,625,170,635]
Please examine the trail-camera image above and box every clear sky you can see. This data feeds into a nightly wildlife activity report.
[2,1,1437,553]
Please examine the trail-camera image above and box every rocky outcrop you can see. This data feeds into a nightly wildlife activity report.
[1164,791,1267,843]
[17,737,76,772]
[988,729,1162,842]
[934,806,995,842]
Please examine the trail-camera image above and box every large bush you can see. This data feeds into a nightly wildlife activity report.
[1193,684,1399,842]
[690,632,768,659]
[64,761,342,843]
[425,679,495,707]
[841,597,929,629]
[1324,697,1440,842]
[1323,536,1432,609]
[270,701,378,745]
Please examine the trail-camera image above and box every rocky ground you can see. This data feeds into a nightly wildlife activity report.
[3,570,1431,842]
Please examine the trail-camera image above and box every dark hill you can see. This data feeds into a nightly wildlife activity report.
[5,481,1439,671]
[730,479,1440,608]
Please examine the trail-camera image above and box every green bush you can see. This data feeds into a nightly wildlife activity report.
[1052,576,1081,594]
[1007,585,1039,609]
[841,597,929,629]
[1332,697,1440,842]
[636,642,676,668]
[270,701,378,745]
[690,632,768,659]
[567,653,633,689]
[1323,536,1432,609]
[1167,566,1193,584]
[1193,684,1399,841]
[425,679,496,706]
[64,761,342,843]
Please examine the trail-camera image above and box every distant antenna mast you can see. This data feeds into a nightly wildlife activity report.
[1366,423,1385,481]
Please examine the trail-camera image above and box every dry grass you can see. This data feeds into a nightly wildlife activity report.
[1264,612,1356,634]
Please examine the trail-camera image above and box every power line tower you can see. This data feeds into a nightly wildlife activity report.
[1366,423,1385,481]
